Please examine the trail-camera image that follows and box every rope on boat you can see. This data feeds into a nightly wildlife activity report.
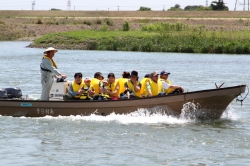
[236,85,249,106]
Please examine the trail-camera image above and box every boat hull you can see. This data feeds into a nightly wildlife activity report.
[0,85,246,119]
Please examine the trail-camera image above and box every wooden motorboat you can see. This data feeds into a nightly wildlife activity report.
[0,84,246,119]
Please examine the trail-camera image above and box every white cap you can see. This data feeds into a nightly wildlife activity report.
[84,77,91,82]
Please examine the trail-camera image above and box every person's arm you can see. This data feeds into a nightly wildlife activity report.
[162,81,170,90]
[146,82,152,97]
[124,82,130,99]
[133,81,141,92]
[42,59,67,78]
[162,81,184,93]
[88,85,95,96]
[169,85,184,92]
[109,84,119,96]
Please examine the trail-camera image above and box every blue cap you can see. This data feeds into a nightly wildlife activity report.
[160,70,170,75]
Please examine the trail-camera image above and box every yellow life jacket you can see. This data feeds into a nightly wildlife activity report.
[91,78,101,95]
[140,78,150,97]
[43,55,58,68]
[145,79,163,97]
[107,80,119,97]
[80,84,94,100]
[117,78,128,94]
[127,80,141,98]
[72,81,85,98]
[159,78,173,94]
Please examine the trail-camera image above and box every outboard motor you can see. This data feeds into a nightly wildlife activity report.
[0,88,7,99]
[4,87,22,99]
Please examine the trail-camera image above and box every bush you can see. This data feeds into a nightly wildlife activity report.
[36,18,43,24]
[131,44,139,51]
[214,45,224,53]
[200,44,215,53]
[123,21,130,31]
[87,42,97,50]
[224,42,236,54]
[100,25,109,31]
[83,20,92,26]
[243,45,250,54]
[181,46,194,53]
[96,19,102,25]
[104,18,113,26]
[235,45,244,54]
[138,6,151,11]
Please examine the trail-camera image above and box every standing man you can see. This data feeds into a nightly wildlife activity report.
[40,47,67,100]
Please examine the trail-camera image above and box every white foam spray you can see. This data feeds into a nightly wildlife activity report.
[33,103,240,124]
[39,108,194,125]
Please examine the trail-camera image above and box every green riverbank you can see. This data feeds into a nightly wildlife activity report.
[29,22,250,54]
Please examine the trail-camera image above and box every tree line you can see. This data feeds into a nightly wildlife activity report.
[139,0,229,11]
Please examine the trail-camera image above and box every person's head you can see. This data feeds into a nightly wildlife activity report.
[102,78,108,86]
[160,70,170,79]
[150,71,159,82]
[44,47,58,59]
[94,72,103,80]
[144,74,150,78]
[122,71,130,78]
[107,73,115,83]
[130,70,138,81]
[84,77,91,85]
[74,72,83,83]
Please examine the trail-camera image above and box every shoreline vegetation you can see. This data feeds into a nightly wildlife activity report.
[1,10,250,54]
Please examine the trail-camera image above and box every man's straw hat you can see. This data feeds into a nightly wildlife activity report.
[44,47,58,53]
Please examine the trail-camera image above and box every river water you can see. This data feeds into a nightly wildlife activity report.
[0,41,250,165]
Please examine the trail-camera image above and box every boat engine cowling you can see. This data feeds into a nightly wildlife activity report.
[0,88,8,99]
[4,87,22,99]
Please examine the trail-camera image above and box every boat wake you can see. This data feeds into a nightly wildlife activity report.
[39,111,193,125]
[31,103,239,125]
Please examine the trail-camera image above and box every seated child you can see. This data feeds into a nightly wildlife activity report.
[80,77,95,100]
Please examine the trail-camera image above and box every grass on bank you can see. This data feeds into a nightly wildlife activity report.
[31,22,250,54]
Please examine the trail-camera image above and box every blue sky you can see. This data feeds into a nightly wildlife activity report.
[0,0,247,11]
